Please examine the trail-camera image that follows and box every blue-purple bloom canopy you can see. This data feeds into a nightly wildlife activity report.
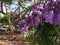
[17,0,60,31]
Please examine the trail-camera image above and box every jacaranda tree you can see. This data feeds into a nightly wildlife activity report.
[0,0,60,45]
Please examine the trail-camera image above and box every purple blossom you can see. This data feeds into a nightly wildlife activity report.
[36,3,44,10]
[27,14,34,21]
[43,0,60,25]
[18,19,27,31]
[33,9,41,15]
[27,21,35,29]
[32,3,44,16]
[34,17,42,24]
[49,0,60,2]
[43,11,54,24]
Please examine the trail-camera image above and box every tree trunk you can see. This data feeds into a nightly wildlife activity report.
[0,1,4,13]
[8,25,15,41]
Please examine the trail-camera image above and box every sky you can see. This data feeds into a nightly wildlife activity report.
[3,0,32,13]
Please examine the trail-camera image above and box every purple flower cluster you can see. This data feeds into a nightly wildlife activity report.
[17,0,60,31]
[17,3,43,31]
[43,0,60,25]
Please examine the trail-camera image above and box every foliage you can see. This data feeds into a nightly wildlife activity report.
[0,14,9,24]
[0,0,12,4]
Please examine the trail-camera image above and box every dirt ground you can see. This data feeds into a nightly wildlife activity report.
[0,40,29,45]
